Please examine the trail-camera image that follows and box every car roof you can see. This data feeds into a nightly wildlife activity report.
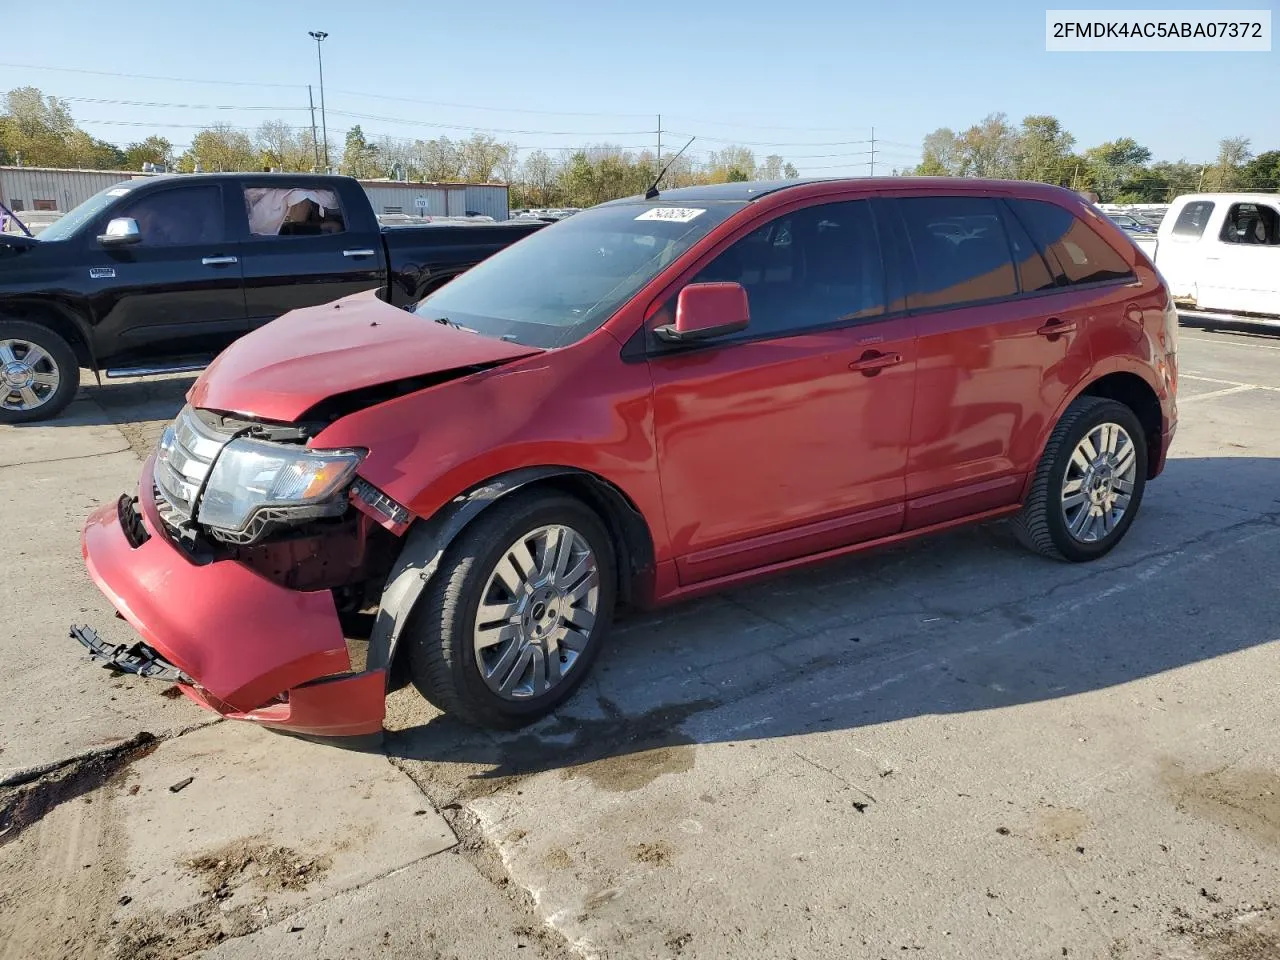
[601,177,1084,206]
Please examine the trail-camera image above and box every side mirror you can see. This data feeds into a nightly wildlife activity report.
[98,217,141,246]
[654,282,750,344]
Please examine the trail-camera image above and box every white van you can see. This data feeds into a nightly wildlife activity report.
[1135,193,1280,327]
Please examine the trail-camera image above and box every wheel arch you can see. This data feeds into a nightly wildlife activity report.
[0,298,95,368]
[365,465,657,686]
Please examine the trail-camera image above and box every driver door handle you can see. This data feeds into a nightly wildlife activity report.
[201,256,238,266]
[1036,317,1077,337]
[848,350,903,375]
[343,248,376,258]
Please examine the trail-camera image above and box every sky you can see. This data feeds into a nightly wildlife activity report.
[2,0,1276,175]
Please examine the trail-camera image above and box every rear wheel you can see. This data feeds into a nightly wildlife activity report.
[405,492,617,728]
[0,320,79,424]
[1013,396,1148,562]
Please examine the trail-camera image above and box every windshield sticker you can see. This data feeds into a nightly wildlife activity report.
[635,207,706,223]
[106,187,132,197]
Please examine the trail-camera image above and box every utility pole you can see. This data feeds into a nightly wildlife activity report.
[869,127,876,176]
[307,85,321,171]
[1198,164,1206,191]
[657,114,662,168]
[309,31,330,172]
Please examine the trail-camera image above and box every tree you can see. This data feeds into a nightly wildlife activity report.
[459,133,516,183]
[707,145,757,183]
[1204,136,1251,192]
[519,149,558,206]
[1241,149,1280,191]
[411,137,463,182]
[123,136,174,170]
[1,86,79,167]
[177,123,256,172]
[917,127,961,176]
[340,125,381,178]
[958,113,1017,178]
[1013,115,1075,184]
[1080,137,1153,201]
[256,120,314,172]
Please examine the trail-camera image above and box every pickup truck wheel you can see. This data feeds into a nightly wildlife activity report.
[406,492,617,729]
[0,321,79,424]
[1013,396,1148,562]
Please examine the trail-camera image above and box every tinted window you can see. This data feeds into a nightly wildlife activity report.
[899,196,1017,309]
[117,186,224,246]
[1219,202,1280,245]
[1000,203,1056,293]
[686,200,886,339]
[1171,200,1215,238]
[1010,198,1132,285]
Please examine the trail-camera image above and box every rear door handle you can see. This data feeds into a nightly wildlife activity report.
[201,256,238,266]
[1036,317,1077,337]
[343,248,376,258]
[848,350,903,375]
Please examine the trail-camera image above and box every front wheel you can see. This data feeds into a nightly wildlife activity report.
[405,492,617,729]
[1013,396,1149,562]
[0,320,79,424]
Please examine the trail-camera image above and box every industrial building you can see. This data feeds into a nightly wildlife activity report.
[0,166,510,222]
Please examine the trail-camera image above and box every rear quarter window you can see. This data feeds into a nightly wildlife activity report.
[1010,198,1133,286]
[1170,201,1215,239]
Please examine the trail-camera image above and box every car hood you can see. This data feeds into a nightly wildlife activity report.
[187,290,543,422]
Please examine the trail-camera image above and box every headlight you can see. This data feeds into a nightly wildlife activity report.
[197,437,364,533]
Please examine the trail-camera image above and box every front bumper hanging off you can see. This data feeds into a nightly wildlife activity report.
[75,457,388,739]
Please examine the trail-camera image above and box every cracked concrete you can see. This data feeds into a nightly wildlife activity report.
[5,330,1280,959]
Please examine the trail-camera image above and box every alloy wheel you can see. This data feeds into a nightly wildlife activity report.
[0,338,61,413]
[1061,421,1138,543]
[472,524,600,700]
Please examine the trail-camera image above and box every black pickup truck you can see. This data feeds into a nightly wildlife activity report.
[0,173,543,422]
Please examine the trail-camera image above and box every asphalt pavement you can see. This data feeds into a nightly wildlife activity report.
[2,326,1279,960]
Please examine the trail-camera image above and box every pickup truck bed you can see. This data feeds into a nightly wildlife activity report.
[0,173,542,421]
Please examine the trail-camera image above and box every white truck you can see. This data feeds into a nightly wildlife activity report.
[1131,193,1280,327]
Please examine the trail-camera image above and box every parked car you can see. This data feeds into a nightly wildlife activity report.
[0,173,543,422]
[1106,212,1158,235]
[1129,192,1280,328]
[75,177,1178,737]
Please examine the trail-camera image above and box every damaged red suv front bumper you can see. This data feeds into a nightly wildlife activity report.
[78,457,386,738]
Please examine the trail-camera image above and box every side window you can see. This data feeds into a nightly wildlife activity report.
[243,187,346,237]
[116,186,224,246]
[898,196,1017,309]
[1010,198,1133,286]
[999,202,1057,293]
[685,200,887,339]
[1171,201,1215,238]
[1219,202,1280,245]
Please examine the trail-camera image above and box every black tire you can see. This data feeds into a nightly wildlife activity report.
[1012,396,1148,562]
[0,320,79,424]
[405,492,617,729]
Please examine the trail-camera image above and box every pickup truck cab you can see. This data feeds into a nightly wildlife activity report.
[76,177,1178,738]
[1132,192,1280,327]
[0,173,541,422]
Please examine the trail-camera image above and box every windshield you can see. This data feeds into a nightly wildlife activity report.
[413,200,746,347]
[36,181,137,242]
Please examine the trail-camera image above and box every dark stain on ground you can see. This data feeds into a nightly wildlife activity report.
[628,840,673,866]
[1161,759,1280,846]
[563,745,694,792]
[0,732,157,847]
[1171,903,1280,960]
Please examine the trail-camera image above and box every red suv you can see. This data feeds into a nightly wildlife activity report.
[76,178,1178,736]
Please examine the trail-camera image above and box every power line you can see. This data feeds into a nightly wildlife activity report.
[0,61,305,89]
[329,88,653,119]
[327,108,655,138]
[62,96,308,112]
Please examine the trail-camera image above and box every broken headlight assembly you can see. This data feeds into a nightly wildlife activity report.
[196,438,364,544]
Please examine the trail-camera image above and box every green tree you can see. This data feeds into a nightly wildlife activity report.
[1240,148,1280,191]
[122,136,174,170]
[340,125,381,179]
[1082,137,1153,200]
[459,133,516,183]
[1013,115,1075,184]
[1204,136,1252,192]
[177,124,257,172]
[916,127,961,175]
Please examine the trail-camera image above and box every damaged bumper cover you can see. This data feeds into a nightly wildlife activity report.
[77,457,386,738]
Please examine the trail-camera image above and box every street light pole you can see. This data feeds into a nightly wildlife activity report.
[308,30,330,172]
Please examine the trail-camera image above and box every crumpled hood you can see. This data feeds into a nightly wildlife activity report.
[187,290,542,422]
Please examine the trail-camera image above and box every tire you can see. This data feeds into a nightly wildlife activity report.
[405,492,617,729]
[0,320,79,424]
[1012,396,1148,562]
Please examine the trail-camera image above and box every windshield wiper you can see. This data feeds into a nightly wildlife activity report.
[434,316,468,332]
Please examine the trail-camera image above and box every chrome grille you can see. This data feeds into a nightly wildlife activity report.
[153,405,235,523]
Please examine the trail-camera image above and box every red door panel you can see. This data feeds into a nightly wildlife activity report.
[650,316,917,584]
